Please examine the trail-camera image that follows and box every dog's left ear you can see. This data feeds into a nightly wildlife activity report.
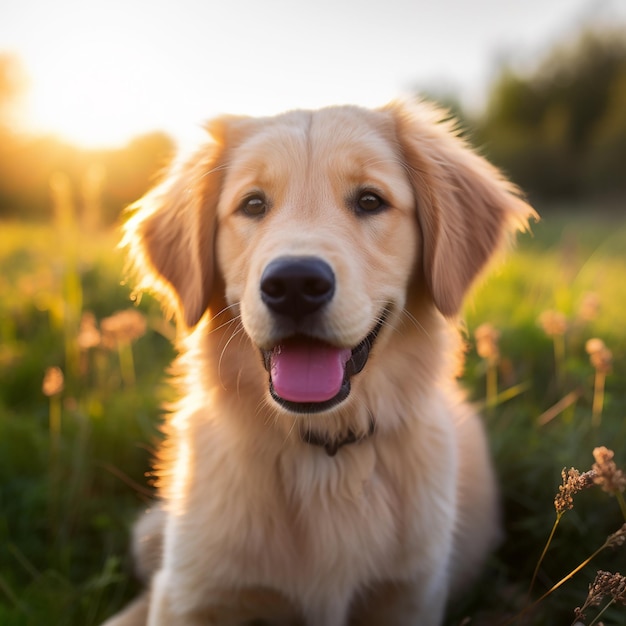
[387,100,537,317]
[123,119,237,328]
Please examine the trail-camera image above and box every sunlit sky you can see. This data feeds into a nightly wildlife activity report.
[2,0,625,149]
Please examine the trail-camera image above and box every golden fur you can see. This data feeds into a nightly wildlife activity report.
[102,100,535,626]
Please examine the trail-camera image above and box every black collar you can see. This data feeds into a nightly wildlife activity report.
[300,418,376,457]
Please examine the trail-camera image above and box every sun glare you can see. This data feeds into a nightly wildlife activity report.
[12,1,213,149]
[11,1,403,150]
[24,36,170,148]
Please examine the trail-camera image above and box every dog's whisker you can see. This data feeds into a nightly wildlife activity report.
[209,301,240,319]
[207,302,241,328]
[210,314,241,337]
[217,322,246,389]
[281,415,300,450]
[400,308,430,338]
[255,397,275,426]
[254,401,267,423]
[368,302,401,337]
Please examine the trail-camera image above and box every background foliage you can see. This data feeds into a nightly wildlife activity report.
[475,29,626,202]
[1,26,626,224]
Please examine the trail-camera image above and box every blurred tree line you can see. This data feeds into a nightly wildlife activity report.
[474,28,626,204]
[1,25,625,224]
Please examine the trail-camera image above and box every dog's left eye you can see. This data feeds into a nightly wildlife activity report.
[239,194,268,217]
[356,191,386,214]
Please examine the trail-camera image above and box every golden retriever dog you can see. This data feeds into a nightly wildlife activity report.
[103,100,535,626]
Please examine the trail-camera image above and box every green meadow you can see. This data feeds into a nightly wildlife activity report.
[0,207,625,625]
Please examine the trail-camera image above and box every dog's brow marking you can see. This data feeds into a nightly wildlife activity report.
[401,160,439,206]
[361,156,405,171]
[200,163,229,179]
[200,161,258,183]
[386,154,426,194]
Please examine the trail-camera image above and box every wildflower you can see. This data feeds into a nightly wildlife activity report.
[101,309,147,349]
[554,467,596,515]
[606,524,626,549]
[590,570,626,605]
[42,366,64,397]
[539,310,568,387]
[77,311,101,350]
[538,310,567,337]
[585,337,606,355]
[474,323,501,409]
[578,292,601,322]
[474,323,500,363]
[574,570,626,622]
[101,309,146,386]
[592,447,626,496]
[585,339,612,426]
[585,338,613,374]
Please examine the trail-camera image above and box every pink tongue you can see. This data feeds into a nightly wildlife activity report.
[270,339,352,403]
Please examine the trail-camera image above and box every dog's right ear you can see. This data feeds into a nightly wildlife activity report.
[123,123,230,328]
[387,100,536,317]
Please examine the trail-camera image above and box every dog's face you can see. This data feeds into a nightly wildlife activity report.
[215,108,418,413]
[125,101,534,415]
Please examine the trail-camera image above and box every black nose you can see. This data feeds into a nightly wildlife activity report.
[260,256,335,320]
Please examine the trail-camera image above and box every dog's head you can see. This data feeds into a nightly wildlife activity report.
[125,100,535,415]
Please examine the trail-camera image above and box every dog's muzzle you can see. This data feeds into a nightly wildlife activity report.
[258,255,388,414]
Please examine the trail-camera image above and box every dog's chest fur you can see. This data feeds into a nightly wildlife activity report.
[163,366,457,618]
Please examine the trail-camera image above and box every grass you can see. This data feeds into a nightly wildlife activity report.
[0,222,174,626]
[0,206,625,625]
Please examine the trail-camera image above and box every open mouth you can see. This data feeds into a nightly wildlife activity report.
[261,308,389,414]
